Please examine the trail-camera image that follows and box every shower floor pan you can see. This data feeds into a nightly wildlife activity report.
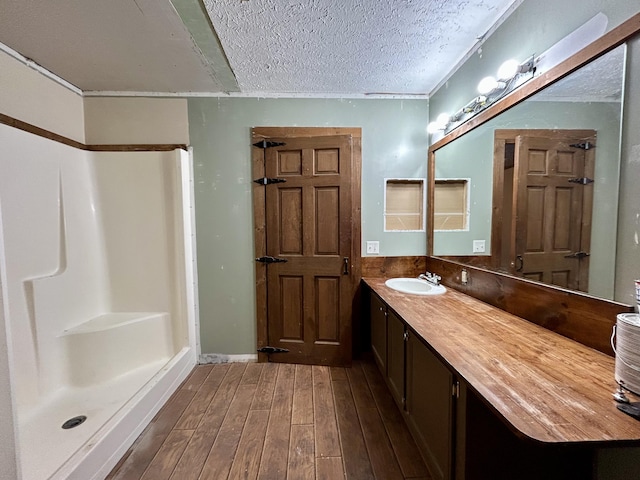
[18,312,182,480]
[19,358,170,480]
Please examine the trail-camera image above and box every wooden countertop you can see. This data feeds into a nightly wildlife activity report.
[364,277,640,445]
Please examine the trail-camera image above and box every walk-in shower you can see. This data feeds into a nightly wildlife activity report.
[0,123,198,480]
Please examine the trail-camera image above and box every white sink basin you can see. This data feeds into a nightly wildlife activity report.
[384,278,447,296]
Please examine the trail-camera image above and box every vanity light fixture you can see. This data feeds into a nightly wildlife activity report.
[451,95,487,122]
[430,55,536,136]
[479,57,536,96]
[429,94,489,133]
[462,95,487,114]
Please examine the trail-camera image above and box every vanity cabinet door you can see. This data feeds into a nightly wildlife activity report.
[406,332,454,480]
[370,293,388,374]
[387,309,406,409]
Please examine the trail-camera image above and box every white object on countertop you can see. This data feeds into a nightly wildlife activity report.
[613,313,640,395]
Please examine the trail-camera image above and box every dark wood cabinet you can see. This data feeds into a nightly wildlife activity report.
[406,331,454,480]
[368,290,456,480]
[365,279,640,480]
[387,309,406,409]
[370,293,387,373]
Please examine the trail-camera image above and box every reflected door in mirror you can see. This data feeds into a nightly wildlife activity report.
[505,131,595,291]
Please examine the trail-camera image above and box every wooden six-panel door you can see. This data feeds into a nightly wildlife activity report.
[254,133,354,366]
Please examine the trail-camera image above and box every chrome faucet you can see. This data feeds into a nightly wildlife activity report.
[419,272,441,286]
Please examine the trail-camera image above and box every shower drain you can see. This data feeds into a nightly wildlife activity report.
[61,415,87,430]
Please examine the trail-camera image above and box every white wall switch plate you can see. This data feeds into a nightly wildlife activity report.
[472,240,486,253]
[366,241,380,254]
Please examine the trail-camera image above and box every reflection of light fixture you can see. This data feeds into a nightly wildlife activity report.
[477,76,506,95]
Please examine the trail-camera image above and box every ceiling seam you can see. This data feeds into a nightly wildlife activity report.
[170,0,240,92]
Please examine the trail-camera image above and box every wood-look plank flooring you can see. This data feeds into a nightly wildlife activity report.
[106,358,430,480]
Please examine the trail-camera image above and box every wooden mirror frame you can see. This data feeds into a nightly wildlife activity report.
[427,13,640,259]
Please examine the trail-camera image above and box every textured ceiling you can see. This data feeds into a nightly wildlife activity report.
[0,0,521,96]
[204,0,520,95]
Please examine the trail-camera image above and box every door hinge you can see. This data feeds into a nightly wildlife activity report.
[564,251,590,260]
[568,177,594,185]
[258,346,290,354]
[452,381,460,399]
[255,256,288,264]
[253,140,286,149]
[403,331,409,342]
[570,141,595,150]
[253,177,287,185]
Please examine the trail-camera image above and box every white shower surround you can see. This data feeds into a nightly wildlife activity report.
[0,124,198,480]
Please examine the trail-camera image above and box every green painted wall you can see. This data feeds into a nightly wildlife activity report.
[188,0,640,355]
[188,97,429,354]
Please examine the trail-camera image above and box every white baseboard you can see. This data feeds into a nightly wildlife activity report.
[199,353,257,364]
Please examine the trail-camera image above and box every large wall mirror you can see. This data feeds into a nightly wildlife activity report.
[428,15,640,305]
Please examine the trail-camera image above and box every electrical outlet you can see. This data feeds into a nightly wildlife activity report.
[366,241,380,255]
[472,240,486,253]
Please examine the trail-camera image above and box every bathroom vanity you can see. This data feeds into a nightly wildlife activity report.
[375,14,640,478]
[363,276,640,480]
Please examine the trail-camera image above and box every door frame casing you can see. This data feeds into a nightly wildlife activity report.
[251,127,362,363]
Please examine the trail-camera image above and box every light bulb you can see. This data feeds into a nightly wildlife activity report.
[498,59,519,80]
[477,76,506,95]
[427,113,450,134]
[477,76,498,95]
[436,113,450,125]
[427,122,440,134]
